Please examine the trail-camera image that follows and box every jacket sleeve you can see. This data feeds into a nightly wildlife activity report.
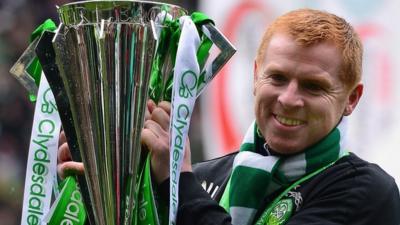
[158,172,232,225]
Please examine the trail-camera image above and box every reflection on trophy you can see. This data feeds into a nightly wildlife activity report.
[11,1,235,225]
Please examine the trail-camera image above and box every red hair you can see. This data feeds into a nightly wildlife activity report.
[256,9,363,89]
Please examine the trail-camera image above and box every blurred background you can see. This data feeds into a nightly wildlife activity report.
[0,0,399,224]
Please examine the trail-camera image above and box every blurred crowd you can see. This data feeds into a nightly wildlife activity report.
[0,0,198,224]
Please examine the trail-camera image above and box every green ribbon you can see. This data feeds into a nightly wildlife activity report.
[47,156,161,225]
[137,12,215,224]
[148,13,179,103]
[27,19,57,101]
[133,153,169,225]
[47,177,87,225]
[192,12,214,90]
[149,12,214,103]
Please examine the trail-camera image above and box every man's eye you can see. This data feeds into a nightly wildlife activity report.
[304,82,324,94]
[269,74,287,84]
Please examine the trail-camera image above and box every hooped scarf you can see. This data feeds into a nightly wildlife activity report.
[220,118,349,225]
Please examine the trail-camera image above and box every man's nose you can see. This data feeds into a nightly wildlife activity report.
[277,82,304,108]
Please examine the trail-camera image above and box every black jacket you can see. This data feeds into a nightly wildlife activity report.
[160,152,400,225]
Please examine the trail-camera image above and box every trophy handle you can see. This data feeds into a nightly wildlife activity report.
[9,38,40,97]
[196,23,236,96]
[34,30,95,225]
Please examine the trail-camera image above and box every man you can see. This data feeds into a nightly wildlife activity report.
[59,9,400,224]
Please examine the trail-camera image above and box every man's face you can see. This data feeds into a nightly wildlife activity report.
[254,33,361,155]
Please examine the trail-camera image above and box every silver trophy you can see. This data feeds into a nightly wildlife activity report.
[10,1,235,225]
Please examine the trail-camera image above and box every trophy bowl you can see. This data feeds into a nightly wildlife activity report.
[44,1,186,225]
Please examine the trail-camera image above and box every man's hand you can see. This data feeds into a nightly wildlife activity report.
[141,101,192,184]
[57,130,84,179]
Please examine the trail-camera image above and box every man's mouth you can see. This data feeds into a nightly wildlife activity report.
[275,115,305,126]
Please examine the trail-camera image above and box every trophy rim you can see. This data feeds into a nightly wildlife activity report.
[59,0,186,12]
[58,0,188,26]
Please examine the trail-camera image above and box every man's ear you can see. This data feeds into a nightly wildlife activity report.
[344,83,363,116]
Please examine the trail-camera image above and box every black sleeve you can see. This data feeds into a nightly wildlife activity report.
[286,162,400,225]
[158,172,232,225]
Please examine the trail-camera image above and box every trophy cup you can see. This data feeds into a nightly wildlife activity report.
[11,1,235,225]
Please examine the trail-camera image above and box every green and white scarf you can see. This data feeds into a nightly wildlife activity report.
[220,118,349,225]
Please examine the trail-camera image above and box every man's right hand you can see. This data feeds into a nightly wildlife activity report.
[141,100,193,185]
[57,130,84,179]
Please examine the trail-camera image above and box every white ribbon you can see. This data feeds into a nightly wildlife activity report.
[168,16,201,225]
[20,73,61,225]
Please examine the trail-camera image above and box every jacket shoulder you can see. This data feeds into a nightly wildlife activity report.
[192,151,238,199]
[293,153,400,225]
